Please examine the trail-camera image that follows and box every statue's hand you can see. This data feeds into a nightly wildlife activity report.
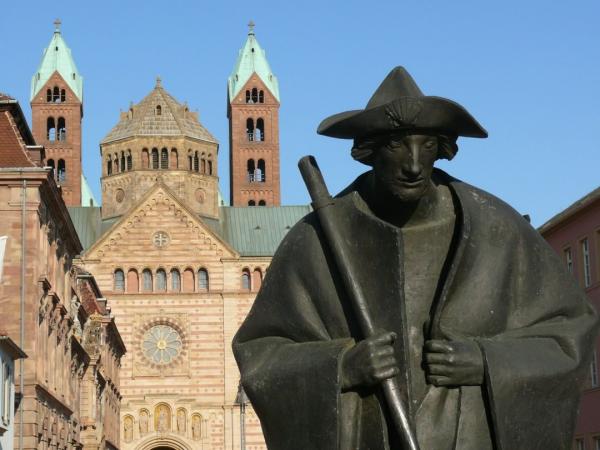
[341,331,399,391]
[423,339,484,386]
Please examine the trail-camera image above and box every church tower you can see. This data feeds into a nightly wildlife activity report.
[227,22,281,206]
[30,19,83,206]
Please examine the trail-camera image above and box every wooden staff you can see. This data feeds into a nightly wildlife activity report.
[298,155,420,450]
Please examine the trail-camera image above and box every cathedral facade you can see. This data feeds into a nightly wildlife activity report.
[35,23,309,450]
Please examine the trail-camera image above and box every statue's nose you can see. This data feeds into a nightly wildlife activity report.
[404,146,422,177]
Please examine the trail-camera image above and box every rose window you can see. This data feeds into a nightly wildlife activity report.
[142,325,182,365]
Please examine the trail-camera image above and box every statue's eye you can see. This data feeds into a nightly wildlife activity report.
[424,140,436,149]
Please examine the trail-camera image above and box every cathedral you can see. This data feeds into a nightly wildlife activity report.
[28,21,309,450]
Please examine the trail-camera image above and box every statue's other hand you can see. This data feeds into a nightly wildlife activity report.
[341,331,399,391]
[423,339,484,387]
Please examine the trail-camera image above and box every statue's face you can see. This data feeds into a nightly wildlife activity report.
[372,133,438,203]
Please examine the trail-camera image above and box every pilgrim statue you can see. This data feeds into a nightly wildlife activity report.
[233,67,598,449]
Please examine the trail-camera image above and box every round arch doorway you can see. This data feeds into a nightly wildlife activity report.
[135,435,191,450]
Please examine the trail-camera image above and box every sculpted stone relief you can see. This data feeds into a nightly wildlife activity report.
[139,409,149,435]
[124,415,134,442]
[124,407,208,441]
[176,408,186,434]
[155,404,171,432]
[191,414,202,441]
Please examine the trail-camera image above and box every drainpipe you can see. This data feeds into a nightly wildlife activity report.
[19,178,26,450]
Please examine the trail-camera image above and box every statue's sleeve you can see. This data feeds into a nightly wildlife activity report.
[477,225,599,450]
[233,217,358,450]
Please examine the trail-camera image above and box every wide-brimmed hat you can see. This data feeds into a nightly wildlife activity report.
[317,66,488,140]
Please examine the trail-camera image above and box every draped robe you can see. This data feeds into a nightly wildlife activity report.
[233,170,598,450]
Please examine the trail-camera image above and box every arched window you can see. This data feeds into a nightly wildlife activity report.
[259,90,264,103]
[256,118,265,142]
[170,149,178,169]
[257,159,266,182]
[47,159,55,179]
[107,158,112,176]
[198,269,209,291]
[127,269,139,293]
[208,160,213,175]
[171,269,181,292]
[246,118,255,141]
[142,148,149,168]
[258,200,266,206]
[142,269,153,292]
[47,117,56,141]
[151,148,159,169]
[46,89,52,102]
[60,89,66,102]
[57,159,66,182]
[127,151,132,170]
[183,268,195,293]
[251,88,258,103]
[201,157,206,174]
[114,269,125,292]
[53,86,60,102]
[160,148,168,169]
[193,152,199,172]
[248,200,256,206]
[156,269,167,291]
[252,268,263,291]
[247,159,256,182]
[241,269,251,291]
[245,90,251,103]
[120,151,126,172]
[156,105,162,116]
[188,151,193,170]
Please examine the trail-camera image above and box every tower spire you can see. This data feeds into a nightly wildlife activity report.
[227,25,281,207]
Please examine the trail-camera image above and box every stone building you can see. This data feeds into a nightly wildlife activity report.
[0,93,124,450]
[539,187,600,450]
[67,24,308,450]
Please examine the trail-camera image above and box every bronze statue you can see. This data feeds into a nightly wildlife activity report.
[233,67,599,449]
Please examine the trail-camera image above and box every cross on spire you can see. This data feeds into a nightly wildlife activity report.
[156,76,162,87]
[248,20,255,35]
[54,18,62,33]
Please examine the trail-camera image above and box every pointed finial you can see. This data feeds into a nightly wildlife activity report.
[156,76,162,87]
[248,20,255,35]
[54,18,62,33]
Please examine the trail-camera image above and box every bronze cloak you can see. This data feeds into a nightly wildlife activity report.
[233,170,598,450]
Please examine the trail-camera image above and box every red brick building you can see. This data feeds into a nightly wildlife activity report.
[30,19,85,207]
[539,187,600,450]
[227,22,281,206]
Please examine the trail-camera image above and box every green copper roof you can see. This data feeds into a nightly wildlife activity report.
[68,207,102,251]
[31,21,83,101]
[220,205,311,256]
[78,205,311,257]
[228,22,280,102]
[81,173,99,207]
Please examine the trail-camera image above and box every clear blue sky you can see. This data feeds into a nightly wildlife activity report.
[3,0,599,226]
